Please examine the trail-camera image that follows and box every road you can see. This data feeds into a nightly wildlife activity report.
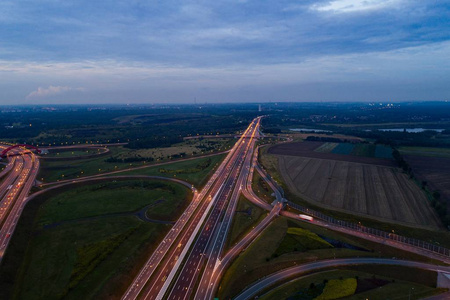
[122,119,260,300]
[162,118,262,300]
[0,146,39,261]
[234,258,450,300]
[195,136,282,300]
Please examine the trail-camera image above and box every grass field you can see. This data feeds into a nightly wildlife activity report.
[0,179,190,300]
[225,195,266,250]
[44,149,103,158]
[39,140,231,183]
[38,146,139,182]
[113,138,234,160]
[278,155,440,228]
[251,170,276,204]
[274,227,332,256]
[217,216,438,299]
[260,269,441,300]
[107,153,226,187]
[39,146,225,187]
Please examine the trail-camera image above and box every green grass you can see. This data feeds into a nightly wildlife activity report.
[252,169,276,204]
[275,228,333,256]
[38,145,227,184]
[225,195,266,250]
[316,278,357,300]
[38,146,136,182]
[260,269,442,300]
[44,149,102,158]
[218,216,445,299]
[107,153,226,188]
[36,180,188,226]
[0,179,190,300]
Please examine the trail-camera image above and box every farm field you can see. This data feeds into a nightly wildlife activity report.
[404,154,450,206]
[399,146,450,158]
[268,142,395,166]
[278,155,440,228]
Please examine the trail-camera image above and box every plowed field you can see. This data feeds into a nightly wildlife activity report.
[278,155,441,229]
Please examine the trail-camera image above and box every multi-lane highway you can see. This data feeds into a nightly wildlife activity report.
[2,119,448,300]
[196,142,284,300]
[122,118,261,300]
[0,146,39,260]
[162,118,262,300]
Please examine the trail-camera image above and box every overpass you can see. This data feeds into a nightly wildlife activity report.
[0,144,41,158]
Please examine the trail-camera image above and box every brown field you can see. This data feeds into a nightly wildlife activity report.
[404,155,450,206]
[278,155,441,229]
[269,141,395,167]
[287,132,364,142]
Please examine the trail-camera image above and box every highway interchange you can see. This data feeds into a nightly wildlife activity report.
[0,146,39,260]
[1,118,450,299]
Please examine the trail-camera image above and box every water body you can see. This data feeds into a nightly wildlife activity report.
[378,128,445,133]
[290,128,332,133]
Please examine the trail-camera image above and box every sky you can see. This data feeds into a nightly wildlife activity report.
[0,0,449,104]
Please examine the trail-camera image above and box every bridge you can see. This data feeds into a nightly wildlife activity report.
[0,144,41,158]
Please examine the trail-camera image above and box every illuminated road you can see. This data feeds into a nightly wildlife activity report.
[234,258,450,300]
[122,118,260,300]
[162,118,262,300]
[196,140,283,300]
[0,146,39,260]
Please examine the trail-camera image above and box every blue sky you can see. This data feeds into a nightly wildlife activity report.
[0,0,449,104]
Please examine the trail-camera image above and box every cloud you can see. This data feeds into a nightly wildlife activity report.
[313,0,401,13]
[26,85,85,99]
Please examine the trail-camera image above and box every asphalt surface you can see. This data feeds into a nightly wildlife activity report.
[0,147,39,261]
[122,120,259,300]
[234,258,450,300]
[157,118,262,300]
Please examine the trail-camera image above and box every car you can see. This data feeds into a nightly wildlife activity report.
[298,214,313,221]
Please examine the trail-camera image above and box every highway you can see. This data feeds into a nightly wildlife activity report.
[2,119,447,299]
[234,258,450,300]
[162,118,262,300]
[195,142,284,300]
[0,146,39,261]
[122,118,260,300]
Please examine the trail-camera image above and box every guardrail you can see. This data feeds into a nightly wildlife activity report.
[286,201,450,258]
